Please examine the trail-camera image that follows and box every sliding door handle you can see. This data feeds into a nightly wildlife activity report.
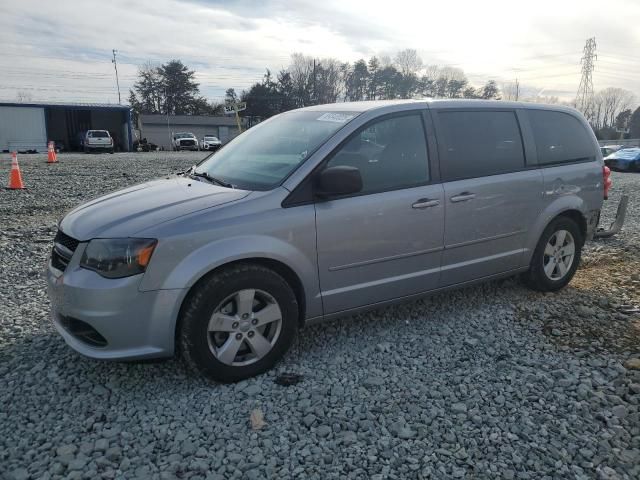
[412,198,440,209]
[450,192,476,203]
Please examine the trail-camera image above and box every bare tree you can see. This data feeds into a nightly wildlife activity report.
[315,58,344,104]
[520,95,561,105]
[289,53,315,106]
[394,49,423,76]
[16,91,33,103]
[501,81,520,101]
[593,88,636,129]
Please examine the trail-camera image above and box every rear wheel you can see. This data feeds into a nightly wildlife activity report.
[524,216,582,292]
[179,264,299,382]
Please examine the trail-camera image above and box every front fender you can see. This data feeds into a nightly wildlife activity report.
[140,234,322,319]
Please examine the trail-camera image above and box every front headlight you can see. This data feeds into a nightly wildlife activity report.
[80,238,157,278]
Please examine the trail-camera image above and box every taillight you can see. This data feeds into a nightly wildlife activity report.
[603,166,612,199]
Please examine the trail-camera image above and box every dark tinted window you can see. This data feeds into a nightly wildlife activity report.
[327,114,429,194]
[528,110,594,164]
[438,111,525,181]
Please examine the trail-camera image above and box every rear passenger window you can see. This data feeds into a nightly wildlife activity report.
[528,110,595,165]
[326,114,429,194]
[437,111,525,181]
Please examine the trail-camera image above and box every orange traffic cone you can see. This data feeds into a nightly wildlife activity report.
[47,141,58,163]
[7,152,25,189]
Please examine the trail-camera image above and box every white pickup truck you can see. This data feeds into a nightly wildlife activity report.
[83,130,114,153]
[172,132,199,151]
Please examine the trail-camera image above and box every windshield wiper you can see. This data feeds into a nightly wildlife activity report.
[190,171,234,188]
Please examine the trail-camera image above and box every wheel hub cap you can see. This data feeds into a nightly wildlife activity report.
[543,229,575,281]
[206,289,283,367]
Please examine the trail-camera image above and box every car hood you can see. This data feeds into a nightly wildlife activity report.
[60,177,250,240]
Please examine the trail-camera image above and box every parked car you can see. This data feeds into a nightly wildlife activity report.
[172,132,199,151]
[81,130,114,153]
[604,147,640,172]
[600,145,624,157]
[47,100,609,382]
[201,135,222,151]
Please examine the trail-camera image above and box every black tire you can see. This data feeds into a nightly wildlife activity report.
[83,146,89,153]
[109,148,114,154]
[524,216,583,292]
[179,263,299,382]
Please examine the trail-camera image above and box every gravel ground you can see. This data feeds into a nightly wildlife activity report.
[1,152,639,480]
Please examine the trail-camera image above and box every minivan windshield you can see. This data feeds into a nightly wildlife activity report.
[193,110,358,190]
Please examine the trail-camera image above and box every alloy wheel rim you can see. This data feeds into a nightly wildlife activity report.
[207,289,282,366]
[542,229,575,281]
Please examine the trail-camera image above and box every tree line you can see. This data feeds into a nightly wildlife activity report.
[128,49,500,120]
[239,50,499,119]
[127,50,639,139]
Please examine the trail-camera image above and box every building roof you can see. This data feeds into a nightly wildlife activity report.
[0,101,131,110]
[140,114,240,126]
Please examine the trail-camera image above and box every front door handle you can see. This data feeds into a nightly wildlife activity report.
[450,192,476,203]
[412,198,440,209]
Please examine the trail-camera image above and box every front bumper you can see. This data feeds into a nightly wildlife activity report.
[176,143,198,150]
[46,250,184,360]
[86,144,113,150]
[202,144,221,151]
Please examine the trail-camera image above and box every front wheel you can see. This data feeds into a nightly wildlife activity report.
[524,216,583,292]
[179,264,299,382]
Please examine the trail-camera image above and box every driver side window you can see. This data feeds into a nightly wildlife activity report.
[326,113,430,194]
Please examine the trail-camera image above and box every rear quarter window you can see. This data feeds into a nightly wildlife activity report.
[528,110,595,165]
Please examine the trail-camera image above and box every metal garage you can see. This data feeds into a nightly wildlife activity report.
[0,102,133,153]
[139,114,242,150]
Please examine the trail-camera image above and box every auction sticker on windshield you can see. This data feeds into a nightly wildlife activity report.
[316,113,356,123]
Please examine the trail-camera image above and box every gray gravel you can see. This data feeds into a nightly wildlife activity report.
[1,152,639,480]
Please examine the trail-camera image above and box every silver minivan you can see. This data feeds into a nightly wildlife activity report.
[47,100,610,382]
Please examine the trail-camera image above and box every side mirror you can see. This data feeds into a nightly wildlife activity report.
[315,166,362,199]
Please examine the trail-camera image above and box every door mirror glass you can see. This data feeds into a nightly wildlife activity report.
[315,166,362,198]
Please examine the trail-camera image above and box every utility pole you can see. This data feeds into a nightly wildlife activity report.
[111,49,121,104]
[514,78,520,101]
[575,37,597,123]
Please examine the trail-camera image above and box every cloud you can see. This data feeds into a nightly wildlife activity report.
[0,0,638,103]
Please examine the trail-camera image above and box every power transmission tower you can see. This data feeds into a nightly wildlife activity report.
[112,49,121,104]
[575,37,597,122]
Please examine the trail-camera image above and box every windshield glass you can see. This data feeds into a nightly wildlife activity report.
[194,110,358,190]
[89,131,109,138]
[175,133,194,139]
[204,136,219,141]
[612,148,640,159]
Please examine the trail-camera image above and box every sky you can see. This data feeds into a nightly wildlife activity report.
[0,0,639,105]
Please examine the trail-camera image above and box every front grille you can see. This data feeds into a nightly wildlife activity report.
[51,248,70,271]
[52,230,78,272]
[180,140,195,146]
[54,230,79,253]
[58,315,108,347]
